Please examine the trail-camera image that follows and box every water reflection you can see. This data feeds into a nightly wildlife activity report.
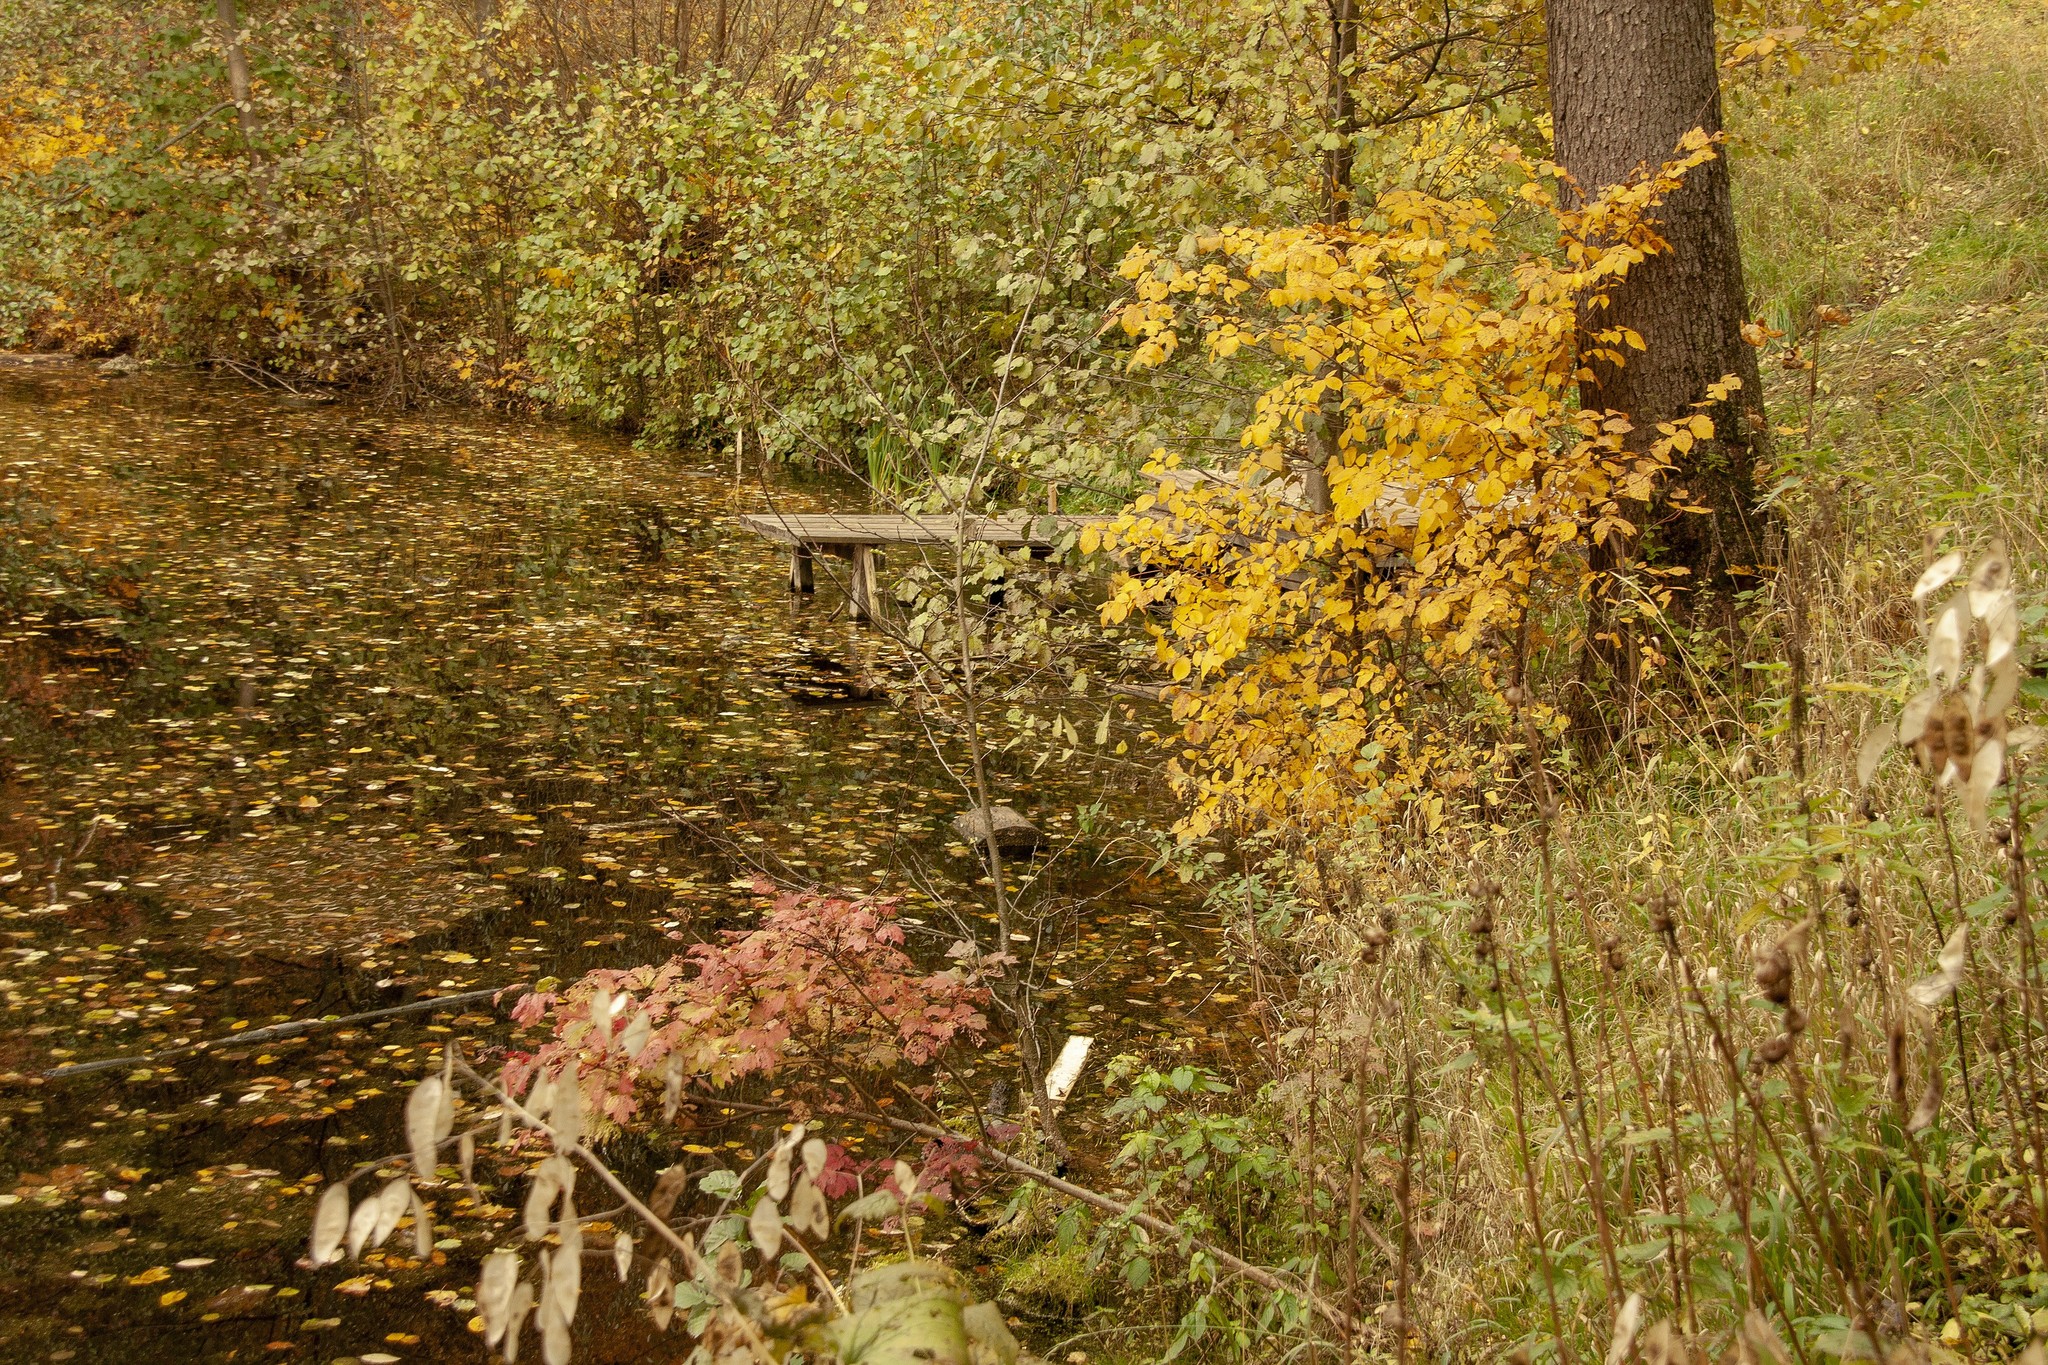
[0,364,1236,1361]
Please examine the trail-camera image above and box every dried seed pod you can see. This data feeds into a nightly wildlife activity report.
[1602,933,1626,974]
[1917,691,1976,782]
[1648,891,1675,938]
[1362,923,1390,962]
[1753,946,1793,1006]
[1909,1069,1944,1133]
[647,1167,689,1223]
[1756,1033,1793,1066]
[1466,905,1495,959]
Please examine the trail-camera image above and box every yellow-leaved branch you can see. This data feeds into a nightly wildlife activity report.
[1085,136,1722,841]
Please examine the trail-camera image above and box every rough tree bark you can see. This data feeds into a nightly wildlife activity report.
[1548,0,1771,744]
[1548,0,1770,584]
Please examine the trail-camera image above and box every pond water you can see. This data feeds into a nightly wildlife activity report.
[0,363,1248,1362]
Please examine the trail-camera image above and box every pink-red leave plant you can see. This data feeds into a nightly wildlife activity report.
[507,883,989,1123]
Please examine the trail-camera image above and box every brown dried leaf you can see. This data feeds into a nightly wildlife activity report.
[541,1279,572,1365]
[677,1230,706,1282]
[524,1158,568,1241]
[479,1249,519,1348]
[406,1076,447,1182]
[309,1182,350,1268]
[648,1166,689,1223]
[587,987,612,1056]
[662,1053,684,1123]
[789,1175,829,1241]
[1897,685,1941,747]
[503,1279,534,1364]
[1742,1307,1792,1364]
[369,1176,410,1248]
[1606,1292,1646,1365]
[621,1009,652,1062]
[1638,1320,1683,1365]
[767,1124,804,1202]
[2011,726,2045,758]
[1914,551,1964,606]
[552,1065,583,1149]
[1909,1068,1944,1133]
[1857,720,1893,789]
[1969,539,2010,617]
[551,1236,582,1327]
[748,1194,783,1262]
[1985,594,2020,675]
[1965,736,2006,833]
[1928,594,1966,689]
[345,1190,381,1261]
[1909,924,1970,1008]
[713,1237,742,1291]
[646,1257,674,1332]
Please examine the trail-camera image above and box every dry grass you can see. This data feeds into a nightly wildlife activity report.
[1220,9,2048,1360]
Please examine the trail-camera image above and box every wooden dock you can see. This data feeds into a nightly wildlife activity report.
[737,510,1105,621]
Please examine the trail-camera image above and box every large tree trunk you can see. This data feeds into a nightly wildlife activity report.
[1549,0,1770,749]
[1548,0,1769,588]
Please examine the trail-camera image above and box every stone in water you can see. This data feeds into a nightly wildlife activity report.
[951,805,1041,856]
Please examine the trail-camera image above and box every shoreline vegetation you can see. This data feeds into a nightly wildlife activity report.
[5,0,2048,1361]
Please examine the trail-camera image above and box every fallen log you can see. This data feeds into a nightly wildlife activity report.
[41,982,529,1080]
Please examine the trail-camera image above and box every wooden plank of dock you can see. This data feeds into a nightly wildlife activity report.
[737,511,1107,621]
[736,511,1096,549]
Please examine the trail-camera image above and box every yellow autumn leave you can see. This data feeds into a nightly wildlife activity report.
[1087,136,1721,840]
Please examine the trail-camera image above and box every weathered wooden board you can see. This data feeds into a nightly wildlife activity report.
[737,510,1108,550]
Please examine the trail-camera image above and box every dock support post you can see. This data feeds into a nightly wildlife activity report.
[848,545,881,622]
[789,545,815,593]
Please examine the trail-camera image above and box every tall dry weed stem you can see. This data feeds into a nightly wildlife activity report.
[1271,528,2048,1362]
